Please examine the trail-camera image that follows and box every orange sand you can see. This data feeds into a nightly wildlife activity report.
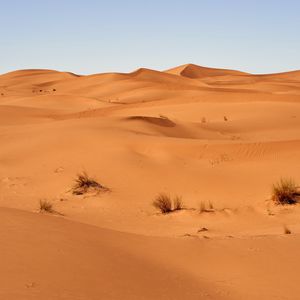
[1,64,300,299]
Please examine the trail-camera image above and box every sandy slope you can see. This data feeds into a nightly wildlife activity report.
[2,207,300,300]
[0,208,220,300]
[1,64,300,299]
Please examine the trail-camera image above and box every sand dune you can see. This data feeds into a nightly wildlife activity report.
[165,63,248,78]
[2,208,300,300]
[1,64,300,299]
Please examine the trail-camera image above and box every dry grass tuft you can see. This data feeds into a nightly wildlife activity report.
[39,200,54,213]
[199,200,215,213]
[153,193,172,214]
[173,196,183,211]
[72,172,107,195]
[272,178,299,205]
[153,194,184,214]
[199,201,206,213]
[284,225,291,234]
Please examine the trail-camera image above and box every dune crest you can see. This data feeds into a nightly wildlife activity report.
[165,63,248,79]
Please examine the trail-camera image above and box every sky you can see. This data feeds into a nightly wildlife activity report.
[1,0,299,75]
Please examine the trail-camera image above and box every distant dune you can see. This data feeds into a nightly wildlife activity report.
[165,63,248,78]
[1,64,300,299]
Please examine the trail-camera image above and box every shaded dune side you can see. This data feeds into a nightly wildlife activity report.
[126,115,176,127]
[0,208,227,300]
[121,115,233,140]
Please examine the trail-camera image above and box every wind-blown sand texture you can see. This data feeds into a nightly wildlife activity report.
[1,64,300,299]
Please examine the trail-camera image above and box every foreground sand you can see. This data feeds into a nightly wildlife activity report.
[2,207,300,300]
[0,64,300,299]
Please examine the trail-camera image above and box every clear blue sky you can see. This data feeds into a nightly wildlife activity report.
[1,0,299,74]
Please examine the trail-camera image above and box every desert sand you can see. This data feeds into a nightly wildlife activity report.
[1,64,300,299]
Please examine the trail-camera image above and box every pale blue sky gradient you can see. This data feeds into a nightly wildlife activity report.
[1,0,299,74]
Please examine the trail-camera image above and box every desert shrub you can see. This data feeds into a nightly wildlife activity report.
[284,225,291,234]
[173,196,183,211]
[199,200,215,213]
[153,193,173,214]
[199,201,206,213]
[153,194,185,213]
[72,172,106,195]
[272,178,299,205]
[39,200,54,213]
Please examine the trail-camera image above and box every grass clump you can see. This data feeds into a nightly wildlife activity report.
[284,225,291,235]
[153,193,172,214]
[153,193,184,214]
[72,172,107,195]
[199,200,215,213]
[173,196,183,211]
[39,200,54,213]
[272,178,299,205]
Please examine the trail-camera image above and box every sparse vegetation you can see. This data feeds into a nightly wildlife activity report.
[153,193,184,214]
[199,201,206,213]
[272,178,300,205]
[153,193,172,214]
[39,200,54,213]
[72,172,107,195]
[284,225,291,234]
[199,200,215,213]
[173,196,183,211]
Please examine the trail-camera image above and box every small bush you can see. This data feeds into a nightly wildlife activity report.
[284,225,291,234]
[72,172,106,195]
[153,193,172,214]
[39,200,54,213]
[173,196,183,211]
[153,194,184,214]
[199,201,206,213]
[199,200,215,213]
[272,178,299,205]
